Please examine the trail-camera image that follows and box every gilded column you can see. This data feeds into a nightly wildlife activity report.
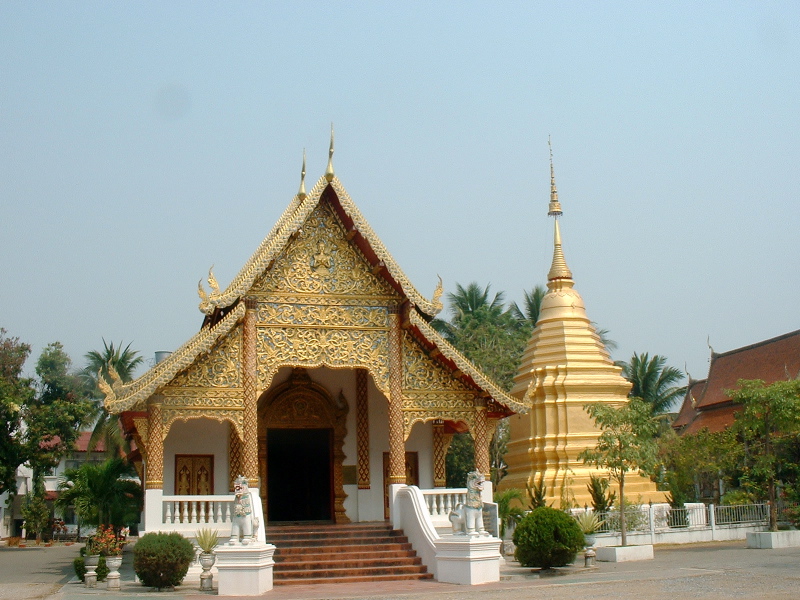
[242,297,259,488]
[473,398,491,480]
[146,401,164,490]
[356,368,370,489]
[228,427,243,492]
[387,307,405,485]
[432,419,447,488]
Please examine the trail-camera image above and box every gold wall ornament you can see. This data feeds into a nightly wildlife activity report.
[258,368,350,524]
[170,326,242,389]
[147,402,164,489]
[432,422,447,487]
[242,298,259,487]
[229,426,243,492]
[386,310,406,485]
[251,202,396,298]
[356,369,370,489]
[104,303,246,413]
[408,310,526,414]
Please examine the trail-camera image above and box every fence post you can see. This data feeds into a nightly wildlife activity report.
[649,503,655,545]
[709,504,716,540]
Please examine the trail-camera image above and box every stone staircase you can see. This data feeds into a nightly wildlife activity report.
[266,522,433,585]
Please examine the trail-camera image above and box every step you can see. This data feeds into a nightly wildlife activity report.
[266,523,430,585]
[274,548,415,562]
[275,572,434,585]
[274,564,431,580]
[274,542,413,557]
[274,556,422,571]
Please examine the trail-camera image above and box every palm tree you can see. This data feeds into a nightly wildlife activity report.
[619,352,686,417]
[82,341,144,457]
[510,285,547,330]
[56,457,142,531]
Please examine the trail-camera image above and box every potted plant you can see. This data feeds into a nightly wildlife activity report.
[196,528,219,591]
[574,511,604,548]
[89,525,125,589]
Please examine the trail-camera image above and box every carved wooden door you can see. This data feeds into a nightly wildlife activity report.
[174,455,214,495]
[382,452,419,519]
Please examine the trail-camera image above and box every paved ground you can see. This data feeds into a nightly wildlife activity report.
[3,540,800,600]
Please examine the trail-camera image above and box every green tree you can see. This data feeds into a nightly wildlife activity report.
[0,332,90,495]
[579,397,658,546]
[445,433,474,488]
[729,379,800,531]
[0,329,35,495]
[26,343,92,478]
[81,340,143,457]
[657,427,740,503]
[20,482,50,543]
[620,352,686,418]
[494,488,525,538]
[510,285,547,330]
[56,457,142,530]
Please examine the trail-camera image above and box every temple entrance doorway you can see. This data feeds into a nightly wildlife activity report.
[258,367,351,524]
[267,428,333,523]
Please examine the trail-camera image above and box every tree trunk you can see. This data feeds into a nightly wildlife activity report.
[619,475,627,547]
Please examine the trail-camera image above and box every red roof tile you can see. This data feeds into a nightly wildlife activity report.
[672,378,706,429]
[697,330,800,409]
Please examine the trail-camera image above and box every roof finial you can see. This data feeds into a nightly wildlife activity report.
[325,123,335,182]
[546,137,571,281]
[298,149,307,200]
[547,218,572,280]
[548,135,562,217]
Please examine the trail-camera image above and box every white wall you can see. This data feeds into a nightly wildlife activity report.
[163,418,229,494]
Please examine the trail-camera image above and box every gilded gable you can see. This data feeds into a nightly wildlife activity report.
[250,200,400,394]
[250,201,397,299]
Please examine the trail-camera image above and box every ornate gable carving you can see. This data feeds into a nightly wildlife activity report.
[249,200,398,395]
[402,330,477,435]
[250,202,396,298]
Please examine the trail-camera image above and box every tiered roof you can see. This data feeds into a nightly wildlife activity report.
[674,329,800,434]
[102,156,523,416]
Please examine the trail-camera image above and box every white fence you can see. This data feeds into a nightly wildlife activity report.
[583,503,771,546]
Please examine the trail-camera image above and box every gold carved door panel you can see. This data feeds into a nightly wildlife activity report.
[175,455,214,495]
[382,452,419,519]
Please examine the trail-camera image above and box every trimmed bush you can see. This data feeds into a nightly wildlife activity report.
[133,532,194,589]
[513,507,585,569]
[74,555,109,582]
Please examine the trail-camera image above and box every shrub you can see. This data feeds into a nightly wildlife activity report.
[513,507,585,569]
[133,532,194,589]
[74,555,109,582]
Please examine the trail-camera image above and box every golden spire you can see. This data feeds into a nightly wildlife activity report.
[547,218,572,281]
[325,124,335,182]
[547,135,562,216]
[546,138,571,281]
[298,149,307,200]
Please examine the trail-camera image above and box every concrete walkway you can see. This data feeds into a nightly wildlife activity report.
[3,541,800,600]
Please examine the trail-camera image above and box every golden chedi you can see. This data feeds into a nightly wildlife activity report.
[501,145,664,507]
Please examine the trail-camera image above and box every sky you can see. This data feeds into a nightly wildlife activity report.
[1,1,798,385]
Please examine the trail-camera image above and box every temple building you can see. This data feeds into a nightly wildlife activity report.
[100,141,528,528]
[501,149,664,507]
[673,329,800,435]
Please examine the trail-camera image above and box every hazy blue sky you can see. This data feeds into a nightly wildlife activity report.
[2,2,798,384]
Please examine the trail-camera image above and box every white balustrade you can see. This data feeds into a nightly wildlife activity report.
[421,489,467,527]
[161,495,234,527]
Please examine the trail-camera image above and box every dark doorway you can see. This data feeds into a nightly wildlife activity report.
[267,428,333,523]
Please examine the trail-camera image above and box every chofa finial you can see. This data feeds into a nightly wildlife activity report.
[325,124,335,182]
[548,135,562,217]
[298,149,307,200]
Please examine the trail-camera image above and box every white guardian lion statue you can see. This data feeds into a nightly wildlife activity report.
[449,470,487,535]
[229,475,259,545]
